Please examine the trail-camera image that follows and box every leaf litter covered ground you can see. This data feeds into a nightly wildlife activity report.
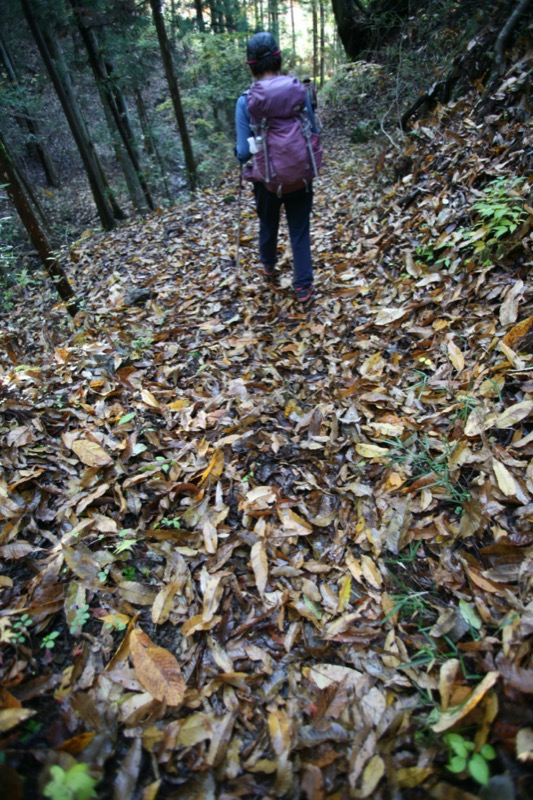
[1,64,533,800]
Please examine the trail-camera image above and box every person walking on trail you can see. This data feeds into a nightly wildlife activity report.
[235,32,322,305]
[302,76,318,112]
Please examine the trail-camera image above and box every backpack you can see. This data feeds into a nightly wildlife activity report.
[244,75,322,196]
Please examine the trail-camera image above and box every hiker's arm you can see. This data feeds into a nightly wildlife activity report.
[305,96,319,134]
[235,94,252,163]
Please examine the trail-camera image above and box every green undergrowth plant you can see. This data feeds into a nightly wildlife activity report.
[44,763,99,800]
[386,433,470,511]
[415,177,528,273]
[444,732,497,786]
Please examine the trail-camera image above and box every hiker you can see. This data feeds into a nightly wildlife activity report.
[235,32,322,304]
[302,76,318,112]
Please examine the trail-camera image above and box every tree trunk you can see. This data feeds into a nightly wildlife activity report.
[194,0,206,32]
[268,0,279,43]
[0,132,78,316]
[319,0,325,87]
[69,0,154,212]
[0,31,59,188]
[134,86,172,201]
[312,0,318,84]
[148,0,197,192]
[21,0,124,230]
[289,0,296,67]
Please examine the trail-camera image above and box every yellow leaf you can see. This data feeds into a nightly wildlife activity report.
[167,398,191,411]
[278,507,313,535]
[355,443,390,459]
[359,353,386,379]
[141,389,161,408]
[151,582,181,625]
[251,540,268,595]
[130,628,185,706]
[353,754,385,798]
[493,400,533,429]
[71,439,112,467]
[200,449,224,483]
[397,766,434,788]
[431,671,499,732]
[176,713,212,747]
[0,708,36,733]
[181,613,221,637]
[493,460,518,497]
[447,339,465,372]
[438,659,461,711]
[268,709,291,756]
[361,554,382,588]
[338,574,351,613]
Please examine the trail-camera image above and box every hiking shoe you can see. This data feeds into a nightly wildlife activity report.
[295,284,314,303]
[261,263,276,279]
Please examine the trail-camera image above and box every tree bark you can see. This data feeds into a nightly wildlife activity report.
[148,0,197,192]
[494,0,532,71]
[21,0,124,230]
[0,132,78,316]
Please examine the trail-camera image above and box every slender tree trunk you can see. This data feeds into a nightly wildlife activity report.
[289,0,296,66]
[268,0,279,43]
[312,0,318,84]
[319,0,325,88]
[134,87,172,201]
[21,0,124,230]
[194,0,206,32]
[0,132,78,316]
[148,0,197,192]
[69,0,154,212]
[0,31,59,188]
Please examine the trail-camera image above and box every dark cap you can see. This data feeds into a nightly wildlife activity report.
[303,76,311,83]
[246,32,280,64]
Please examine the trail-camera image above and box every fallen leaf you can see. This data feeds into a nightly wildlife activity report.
[130,628,185,706]
[71,439,113,467]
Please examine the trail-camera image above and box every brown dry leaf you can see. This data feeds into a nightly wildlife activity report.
[129,627,185,706]
[251,540,268,595]
[374,307,409,325]
[493,400,533,429]
[56,731,96,755]
[278,507,313,535]
[503,315,533,347]
[499,280,524,326]
[493,459,518,497]
[447,339,465,372]
[71,439,112,467]
[268,708,291,756]
[151,581,181,625]
[431,671,499,732]
[141,389,161,408]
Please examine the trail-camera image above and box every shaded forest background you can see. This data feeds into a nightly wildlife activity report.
[0,0,529,309]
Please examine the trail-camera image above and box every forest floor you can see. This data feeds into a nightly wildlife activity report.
[1,68,532,800]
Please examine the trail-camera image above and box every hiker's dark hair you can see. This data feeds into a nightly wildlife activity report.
[246,31,282,76]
